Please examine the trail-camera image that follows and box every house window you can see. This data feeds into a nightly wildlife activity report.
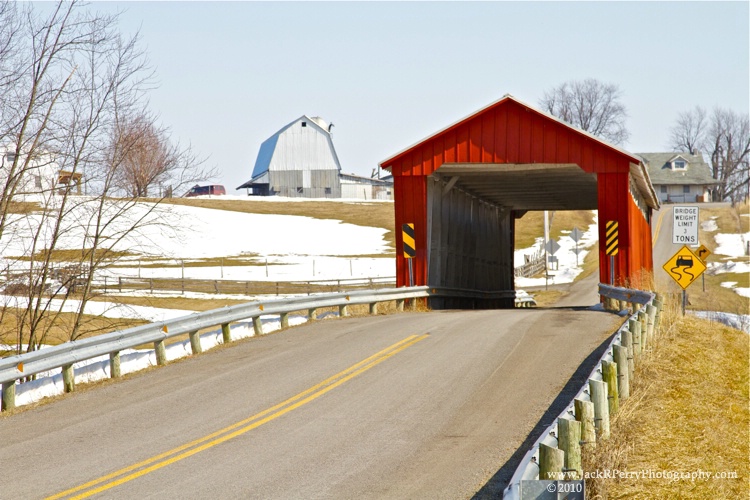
[674,160,686,170]
[296,187,303,194]
[5,152,16,163]
[301,122,307,127]
[683,185,690,194]
[660,186,667,193]
[324,187,331,195]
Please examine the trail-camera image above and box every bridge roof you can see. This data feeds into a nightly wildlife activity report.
[381,94,659,211]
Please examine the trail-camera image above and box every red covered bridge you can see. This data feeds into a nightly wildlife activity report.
[380,95,659,307]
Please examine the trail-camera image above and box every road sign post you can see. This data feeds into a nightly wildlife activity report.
[695,244,711,292]
[570,227,583,266]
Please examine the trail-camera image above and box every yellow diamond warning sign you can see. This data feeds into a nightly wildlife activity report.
[662,245,707,290]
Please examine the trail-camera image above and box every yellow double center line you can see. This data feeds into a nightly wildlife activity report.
[48,334,429,499]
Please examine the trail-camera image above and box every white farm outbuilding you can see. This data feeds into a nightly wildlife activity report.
[237,115,392,199]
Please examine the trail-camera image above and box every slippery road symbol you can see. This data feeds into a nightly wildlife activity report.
[671,255,695,280]
[663,246,706,290]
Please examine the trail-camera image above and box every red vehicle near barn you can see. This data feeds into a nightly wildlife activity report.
[185,184,227,197]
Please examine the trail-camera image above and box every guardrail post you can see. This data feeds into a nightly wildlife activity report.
[539,443,564,481]
[613,344,629,400]
[558,418,582,479]
[109,352,121,378]
[369,302,378,315]
[646,304,657,344]
[621,328,634,381]
[396,299,404,312]
[307,308,316,321]
[280,312,289,329]
[574,399,596,450]
[653,299,663,329]
[189,331,202,354]
[629,319,642,359]
[253,317,263,336]
[638,311,648,351]
[62,364,75,393]
[339,304,349,317]
[602,360,619,414]
[221,323,231,343]
[409,298,417,311]
[2,381,16,411]
[589,379,610,440]
[154,340,167,366]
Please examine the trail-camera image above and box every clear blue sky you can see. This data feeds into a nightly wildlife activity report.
[90,1,749,193]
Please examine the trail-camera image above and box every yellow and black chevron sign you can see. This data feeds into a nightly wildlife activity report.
[605,220,619,256]
[402,223,416,259]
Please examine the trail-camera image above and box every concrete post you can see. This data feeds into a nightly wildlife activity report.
[369,302,378,315]
[308,308,316,321]
[280,312,289,329]
[221,323,232,344]
[396,299,405,312]
[339,305,349,317]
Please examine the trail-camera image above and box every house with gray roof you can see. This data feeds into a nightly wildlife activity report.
[637,152,718,203]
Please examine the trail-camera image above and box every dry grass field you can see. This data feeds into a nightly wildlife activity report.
[582,301,749,499]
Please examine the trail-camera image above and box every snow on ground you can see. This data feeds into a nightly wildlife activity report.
[714,232,750,258]
[13,312,315,407]
[701,217,718,232]
[0,294,195,322]
[689,311,750,334]
[514,212,598,288]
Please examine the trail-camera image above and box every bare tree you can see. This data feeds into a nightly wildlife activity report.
[0,1,211,354]
[669,105,706,155]
[669,106,749,203]
[111,114,206,198]
[540,78,630,145]
[706,108,749,204]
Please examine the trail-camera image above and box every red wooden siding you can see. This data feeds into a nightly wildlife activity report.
[383,96,654,289]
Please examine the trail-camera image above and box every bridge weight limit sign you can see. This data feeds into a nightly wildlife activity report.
[672,206,699,245]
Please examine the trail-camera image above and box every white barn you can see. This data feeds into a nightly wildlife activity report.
[237,116,342,198]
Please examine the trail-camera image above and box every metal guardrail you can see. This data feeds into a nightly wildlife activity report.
[0,286,516,410]
[502,284,658,499]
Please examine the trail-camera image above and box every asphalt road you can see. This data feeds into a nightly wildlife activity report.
[651,202,728,293]
[0,288,622,499]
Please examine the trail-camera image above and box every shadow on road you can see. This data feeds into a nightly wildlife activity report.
[471,330,616,499]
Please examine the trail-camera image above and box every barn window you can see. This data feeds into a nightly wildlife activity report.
[296,187,303,194]
[683,185,690,194]
[301,122,307,127]
[660,186,667,193]
[325,187,331,195]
